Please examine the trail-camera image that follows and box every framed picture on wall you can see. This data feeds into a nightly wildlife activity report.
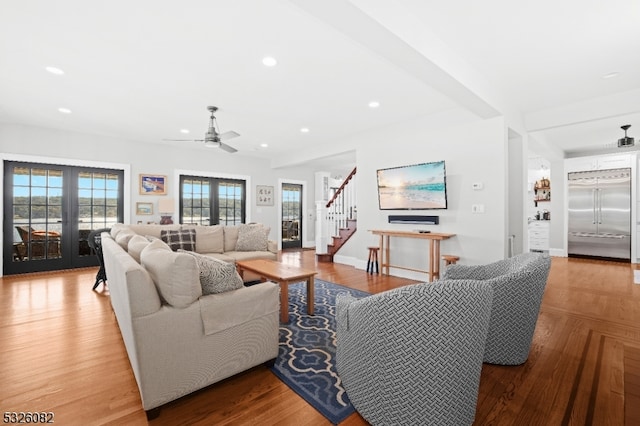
[256,185,274,206]
[139,174,167,195]
[136,202,153,215]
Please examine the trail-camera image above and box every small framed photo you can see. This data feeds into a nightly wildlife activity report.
[139,174,167,195]
[136,202,153,215]
[256,185,274,206]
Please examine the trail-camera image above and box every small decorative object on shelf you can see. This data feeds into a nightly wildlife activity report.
[533,177,551,206]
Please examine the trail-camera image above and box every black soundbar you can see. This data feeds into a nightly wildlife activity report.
[388,215,439,225]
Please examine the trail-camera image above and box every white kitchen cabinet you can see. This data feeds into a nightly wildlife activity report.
[565,154,631,173]
[529,221,550,252]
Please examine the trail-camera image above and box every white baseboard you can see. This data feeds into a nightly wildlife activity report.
[549,248,566,257]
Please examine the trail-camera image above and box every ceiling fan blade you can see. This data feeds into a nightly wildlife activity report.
[218,142,237,153]
[162,139,204,142]
[219,131,240,141]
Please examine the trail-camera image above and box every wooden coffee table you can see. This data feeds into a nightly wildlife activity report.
[236,259,317,323]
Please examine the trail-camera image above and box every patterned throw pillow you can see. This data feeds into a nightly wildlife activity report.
[235,224,269,251]
[178,250,244,295]
[161,228,196,252]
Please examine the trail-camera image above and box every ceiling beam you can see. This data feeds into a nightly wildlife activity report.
[288,0,503,120]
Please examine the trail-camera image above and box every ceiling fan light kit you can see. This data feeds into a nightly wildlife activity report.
[618,124,634,148]
[162,105,240,153]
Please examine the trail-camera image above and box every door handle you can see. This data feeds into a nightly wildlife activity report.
[593,189,597,224]
[598,188,602,224]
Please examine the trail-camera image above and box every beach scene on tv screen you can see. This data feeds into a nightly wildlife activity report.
[377,161,447,209]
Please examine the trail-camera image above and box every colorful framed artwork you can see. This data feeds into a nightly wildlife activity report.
[139,174,167,195]
[256,185,274,206]
[136,202,153,215]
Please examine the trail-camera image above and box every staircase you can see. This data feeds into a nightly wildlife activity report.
[316,167,357,262]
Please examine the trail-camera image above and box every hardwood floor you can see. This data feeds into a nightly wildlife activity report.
[1,252,640,425]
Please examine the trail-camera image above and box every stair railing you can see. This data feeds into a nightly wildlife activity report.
[324,167,357,248]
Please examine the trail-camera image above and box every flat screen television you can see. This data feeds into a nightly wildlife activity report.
[376,160,448,210]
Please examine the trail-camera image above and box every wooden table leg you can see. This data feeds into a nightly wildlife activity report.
[432,240,441,281]
[279,281,289,323]
[384,235,390,276]
[428,240,435,282]
[307,276,315,315]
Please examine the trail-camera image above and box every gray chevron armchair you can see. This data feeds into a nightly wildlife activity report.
[442,252,551,365]
[336,280,494,426]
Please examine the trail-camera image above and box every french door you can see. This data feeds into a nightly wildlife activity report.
[3,161,124,275]
[282,183,302,249]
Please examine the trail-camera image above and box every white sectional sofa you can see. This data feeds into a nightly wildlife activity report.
[102,223,280,418]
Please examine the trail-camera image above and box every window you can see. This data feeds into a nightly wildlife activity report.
[180,175,246,225]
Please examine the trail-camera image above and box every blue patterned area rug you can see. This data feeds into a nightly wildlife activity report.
[270,279,370,425]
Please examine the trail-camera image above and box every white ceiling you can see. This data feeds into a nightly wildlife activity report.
[1,0,639,167]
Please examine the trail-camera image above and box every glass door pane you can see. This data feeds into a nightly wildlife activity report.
[9,165,64,267]
[77,171,121,257]
[219,181,243,226]
[282,184,302,249]
[181,177,210,225]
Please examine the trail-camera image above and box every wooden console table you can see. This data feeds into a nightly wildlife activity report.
[370,230,455,282]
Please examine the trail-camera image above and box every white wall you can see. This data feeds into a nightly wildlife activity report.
[1,116,512,279]
[334,115,508,280]
[0,123,318,257]
[507,129,526,256]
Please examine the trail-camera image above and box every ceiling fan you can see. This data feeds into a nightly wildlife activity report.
[163,106,240,153]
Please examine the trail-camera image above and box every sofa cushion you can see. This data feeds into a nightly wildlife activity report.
[140,239,202,308]
[195,225,224,254]
[223,225,241,252]
[129,224,182,239]
[161,228,196,252]
[127,234,150,263]
[235,224,269,251]
[198,282,279,335]
[202,252,237,263]
[225,250,277,262]
[178,250,244,295]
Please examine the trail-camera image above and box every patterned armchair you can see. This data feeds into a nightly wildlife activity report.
[442,252,551,365]
[336,280,494,426]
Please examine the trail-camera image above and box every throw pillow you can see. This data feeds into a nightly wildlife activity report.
[127,234,150,263]
[109,223,128,239]
[195,225,224,253]
[178,250,244,295]
[223,225,241,252]
[115,229,136,250]
[161,228,196,252]
[235,224,269,251]
[140,240,202,308]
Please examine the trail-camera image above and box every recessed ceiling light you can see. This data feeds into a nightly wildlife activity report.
[262,56,277,67]
[300,127,309,133]
[180,129,190,134]
[45,66,65,75]
[602,72,619,79]
[260,143,269,148]
[368,101,380,108]
[58,107,72,114]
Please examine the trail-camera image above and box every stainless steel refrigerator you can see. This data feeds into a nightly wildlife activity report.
[568,167,631,260]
